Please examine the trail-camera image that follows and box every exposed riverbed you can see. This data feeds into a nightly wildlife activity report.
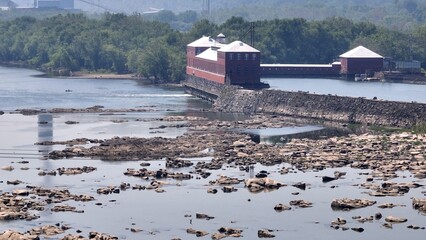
[0,67,425,240]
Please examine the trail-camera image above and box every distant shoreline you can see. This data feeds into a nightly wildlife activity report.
[68,72,138,80]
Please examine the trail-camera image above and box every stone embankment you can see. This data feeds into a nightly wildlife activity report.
[183,77,426,127]
[216,89,426,128]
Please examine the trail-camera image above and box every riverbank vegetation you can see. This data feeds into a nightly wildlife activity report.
[1,13,426,82]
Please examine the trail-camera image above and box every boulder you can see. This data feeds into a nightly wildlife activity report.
[186,228,208,237]
[258,229,275,238]
[331,217,347,225]
[385,216,407,223]
[1,166,14,171]
[274,204,291,212]
[245,178,285,193]
[196,213,214,220]
[0,230,39,240]
[331,198,376,210]
[412,198,426,212]
[289,200,312,208]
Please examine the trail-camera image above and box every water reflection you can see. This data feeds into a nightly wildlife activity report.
[37,113,53,157]
[37,113,53,155]
[242,125,352,144]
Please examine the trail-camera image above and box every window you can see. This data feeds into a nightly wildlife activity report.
[229,53,233,60]
[237,54,241,60]
[245,53,249,60]
[252,54,257,60]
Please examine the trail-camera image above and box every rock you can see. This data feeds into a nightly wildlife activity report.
[322,176,337,183]
[1,166,14,171]
[196,213,214,220]
[88,232,118,239]
[51,205,83,213]
[211,233,227,240]
[351,227,364,233]
[97,186,120,195]
[385,216,407,223]
[232,140,246,148]
[274,204,291,212]
[38,170,57,176]
[12,189,30,196]
[207,188,218,194]
[29,225,64,236]
[57,166,97,175]
[289,200,312,208]
[6,180,23,185]
[165,158,193,168]
[61,234,85,240]
[186,228,208,237]
[222,186,237,193]
[0,230,39,240]
[245,178,285,193]
[383,223,393,228]
[412,198,426,212]
[292,182,306,190]
[65,121,79,125]
[0,211,24,220]
[331,198,376,210]
[213,175,241,185]
[355,216,374,223]
[331,217,347,225]
[258,229,275,238]
[218,227,242,236]
[334,171,346,178]
[378,203,397,208]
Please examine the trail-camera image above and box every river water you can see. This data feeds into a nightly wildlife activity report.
[0,67,424,239]
[264,77,426,103]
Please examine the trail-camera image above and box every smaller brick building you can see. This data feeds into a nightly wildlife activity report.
[340,46,383,77]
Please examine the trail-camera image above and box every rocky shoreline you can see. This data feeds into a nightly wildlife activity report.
[1,108,425,239]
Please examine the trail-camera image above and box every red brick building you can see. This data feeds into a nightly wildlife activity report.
[340,46,383,77]
[186,35,261,86]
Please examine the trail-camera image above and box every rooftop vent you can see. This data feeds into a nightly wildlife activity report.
[216,33,227,44]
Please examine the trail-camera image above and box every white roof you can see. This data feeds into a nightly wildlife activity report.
[187,36,226,48]
[340,46,383,59]
[217,33,225,38]
[218,41,259,53]
[196,48,218,61]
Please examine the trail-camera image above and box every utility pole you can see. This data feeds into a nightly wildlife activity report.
[203,0,210,20]
[241,22,255,47]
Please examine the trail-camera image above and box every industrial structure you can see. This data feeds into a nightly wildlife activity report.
[0,0,17,10]
[339,46,383,77]
[186,34,264,88]
[260,62,341,77]
[260,46,384,79]
[36,0,74,9]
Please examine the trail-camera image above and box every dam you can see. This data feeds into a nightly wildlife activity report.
[183,35,426,128]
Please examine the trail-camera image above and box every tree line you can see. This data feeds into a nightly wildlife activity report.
[0,13,425,82]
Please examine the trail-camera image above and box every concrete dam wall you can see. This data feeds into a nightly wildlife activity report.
[184,77,426,127]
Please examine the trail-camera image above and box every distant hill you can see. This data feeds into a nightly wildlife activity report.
[73,0,425,32]
[3,0,426,32]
